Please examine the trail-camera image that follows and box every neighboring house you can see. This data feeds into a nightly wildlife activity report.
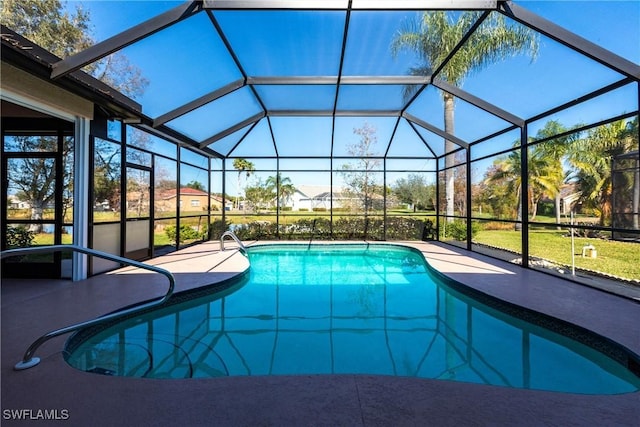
[155,187,210,213]
[7,196,30,210]
[291,185,350,211]
[7,196,57,210]
[538,183,581,216]
[94,200,111,211]
[558,183,582,215]
[125,190,150,214]
[211,195,233,211]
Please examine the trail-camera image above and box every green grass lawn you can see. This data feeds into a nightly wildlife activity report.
[32,233,74,245]
[27,211,636,281]
[475,229,639,280]
[153,233,173,247]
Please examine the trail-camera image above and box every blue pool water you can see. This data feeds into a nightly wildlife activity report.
[66,244,640,394]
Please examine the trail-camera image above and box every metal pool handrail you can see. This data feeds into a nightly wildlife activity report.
[220,231,247,254]
[0,244,176,371]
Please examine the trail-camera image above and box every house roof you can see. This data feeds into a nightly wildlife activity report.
[0,26,142,122]
[158,187,209,200]
[313,191,348,200]
[559,183,579,199]
[295,185,344,199]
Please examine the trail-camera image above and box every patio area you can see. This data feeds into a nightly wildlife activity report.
[2,241,638,426]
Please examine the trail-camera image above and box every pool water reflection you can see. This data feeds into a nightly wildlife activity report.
[66,244,640,394]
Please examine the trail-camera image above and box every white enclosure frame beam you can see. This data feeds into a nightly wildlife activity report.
[403,112,469,149]
[153,79,245,127]
[199,112,265,148]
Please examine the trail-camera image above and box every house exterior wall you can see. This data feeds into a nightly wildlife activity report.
[156,194,211,212]
[1,62,94,119]
[290,189,346,211]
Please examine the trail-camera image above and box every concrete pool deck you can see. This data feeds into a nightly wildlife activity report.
[1,241,639,426]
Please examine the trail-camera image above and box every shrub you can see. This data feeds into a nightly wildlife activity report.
[421,219,436,240]
[222,216,442,241]
[385,217,423,240]
[209,219,231,240]
[537,202,554,216]
[164,225,178,242]
[165,224,205,243]
[332,217,385,240]
[443,220,480,241]
[482,221,514,231]
[281,217,332,240]
[566,222,605,239]
[234,221,278,240]
[6,225,35,248]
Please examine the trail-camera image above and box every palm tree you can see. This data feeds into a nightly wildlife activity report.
[266,173,296,211]
[484,139,561,229]
[529,121,586,226]
[485,150,523,228]
[622,119,640,230]
[232,158,255,211]
[567,119,637,226]
[527,143,565,221]
[391,11,539,221]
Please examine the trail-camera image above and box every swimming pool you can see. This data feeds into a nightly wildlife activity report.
[66,244,640,394]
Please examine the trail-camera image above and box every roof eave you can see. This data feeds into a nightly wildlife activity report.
[1,26,142,121]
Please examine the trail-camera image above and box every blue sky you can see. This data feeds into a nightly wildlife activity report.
[74,1,640,60]
[67,1,640,193]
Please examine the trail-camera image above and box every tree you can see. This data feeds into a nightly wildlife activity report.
[451,152,468,217]
[266,174,296,210]
[244,178,273,212]
[391,11,539,221]
[484,149,523,228]
[475,163,517,219]
[6,136,73,232]
[1,0,92,57]
[126,169,149,218]
[1,0,148,98]
[93,139,121,215]
[567,119,638,226]
[91,50,149,99]
[2,0,148,234]
[620,119,640,230]
[393,174,435,212]
[527,143,565,220]
[232,158,255,211]
[340,122,382,216]
[186,181,205,191]
[529,121,578,224]
[483,121,579,228]
[482,143,548,227]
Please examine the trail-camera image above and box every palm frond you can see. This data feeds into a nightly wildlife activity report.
[448,13,538,85]
[391,10,539,89]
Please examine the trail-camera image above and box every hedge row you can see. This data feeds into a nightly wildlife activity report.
[211,217,436,241]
